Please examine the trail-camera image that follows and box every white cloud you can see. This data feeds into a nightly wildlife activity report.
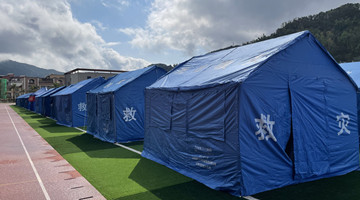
[103,42,122,47]
[120,0,360,55]
[90,20,108,31]
[0,0,149,72]
[101,0,130,10]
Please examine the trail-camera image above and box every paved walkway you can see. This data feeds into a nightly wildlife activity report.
[0,103,105,200]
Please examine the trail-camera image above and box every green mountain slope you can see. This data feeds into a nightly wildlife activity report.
[0,60,63,77]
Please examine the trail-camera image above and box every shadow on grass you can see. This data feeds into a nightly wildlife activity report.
[65,134,141,159]
[38,123,80,133]
[29,115,43,119]
[126,158,239,200]
[36,118,55,124]
[253,171,360,200]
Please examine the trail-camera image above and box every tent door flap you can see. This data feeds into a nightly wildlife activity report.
[289,76,330,180]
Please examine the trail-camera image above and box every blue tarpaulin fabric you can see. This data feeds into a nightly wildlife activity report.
[40,86,66,117]
[142,31,359,196]
[340,61,360,171]
[87,65,166,143]
[35,88,55,114]
[16,93,30,107]
[340,62,360,87]
[28,88,48,111]
[51,77,105,127]
[21,93,32,108]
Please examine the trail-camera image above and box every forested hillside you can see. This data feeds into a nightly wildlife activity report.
[249,3,360,63]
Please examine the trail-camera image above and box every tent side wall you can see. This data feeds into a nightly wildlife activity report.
[238,34,359,195]
[54,94,73,126]
[70,78,105,127]
[142,82,241,195]
[114,67,167,142]
[43,87,66,117]
[86,93,98,136]
[50,95,57,119]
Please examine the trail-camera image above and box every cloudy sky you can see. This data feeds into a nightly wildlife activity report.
[0,0,358,72]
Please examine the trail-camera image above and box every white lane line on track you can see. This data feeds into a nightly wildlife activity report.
[5,106,51,200]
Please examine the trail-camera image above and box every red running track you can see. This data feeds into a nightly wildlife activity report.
[0,103,105,200]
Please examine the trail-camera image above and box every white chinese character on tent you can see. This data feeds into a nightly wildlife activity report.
[254,114,277,142]
[336,112,350,135]
[123,107,136,122]
[78,102,87,112]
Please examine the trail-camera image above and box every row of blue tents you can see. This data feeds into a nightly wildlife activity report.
[15,30,360,196]
[16,65,166,138]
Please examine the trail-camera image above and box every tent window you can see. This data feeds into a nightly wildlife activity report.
[187,90,225,141]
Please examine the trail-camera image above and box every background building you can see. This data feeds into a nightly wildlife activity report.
[64,68,126,86]
[0,73,65,101]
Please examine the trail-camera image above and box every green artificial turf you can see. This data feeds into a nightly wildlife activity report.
[11,106,360,200]
[11,106,239,200]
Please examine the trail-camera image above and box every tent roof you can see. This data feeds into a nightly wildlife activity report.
[30,87,48,96]
[88,65,164,94]
[150,30,349,90]
[17,93,31,99]
[339,62,360,88]
[52,77,101,96]
[37,88,55,98]
[22,93,32,98]
[42,86,66,97]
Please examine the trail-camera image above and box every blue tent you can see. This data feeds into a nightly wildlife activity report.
[16,93,29,107]
[22,93,32,108]
[340,61,360,136]
[142,31,359,196]
[35,88,56,114]
[52,77,105,127]
[17,93,32,109]
[28,88,48,111]
[87,66,166,143]
[16,93,30,107]
[41,86,66,117]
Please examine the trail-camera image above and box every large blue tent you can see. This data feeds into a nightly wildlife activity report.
[142,31,359,196]
[41,86,66,117]
[87,65,166,143]
[52,77,105,127]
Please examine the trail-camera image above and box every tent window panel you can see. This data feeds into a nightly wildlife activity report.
[149,92,172,131]
[187,90,225,141]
